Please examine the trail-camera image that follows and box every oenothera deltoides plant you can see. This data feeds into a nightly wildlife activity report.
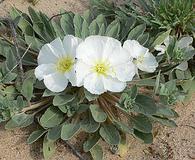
[0,6,195,160]
[35,35,158,94]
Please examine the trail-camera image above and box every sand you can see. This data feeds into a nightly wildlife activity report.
[0,0,195,160]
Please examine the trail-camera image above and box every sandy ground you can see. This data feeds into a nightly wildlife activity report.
[0,0,195,160]
[0,0,89,16]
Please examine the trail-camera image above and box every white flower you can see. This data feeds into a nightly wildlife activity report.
[155,36,194,71]
[75,36,136,95]
[35,35,82,92]
[123,40,158,73]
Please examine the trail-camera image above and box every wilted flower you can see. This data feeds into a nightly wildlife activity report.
[75,36,136,95]
[35,35,82,92]
[123,40,158,73]
[155,36,194,71]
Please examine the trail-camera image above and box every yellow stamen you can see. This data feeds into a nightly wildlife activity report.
[93,61,110,76]
[56,56,74,73]
[134,55,144,64]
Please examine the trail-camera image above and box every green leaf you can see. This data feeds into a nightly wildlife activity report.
[57,105,68,113]
[89,20,99,35]
[133,129,153,144]
[10,7,33,35]
[83,133,100,152]
[138,33,149,45]
[90,144,103,160]
[134,95,157,115]
[47,125,61,141]
[120,17,136,41]
[60,13,74,35]
[154,70,161,94]
[99,124,120,145]
[114,121,133,134]
[128,24,146,40]
[27,129,47,144]
[135,79,156,86]
[73,14,83,37]
[40,106,64,128]
[53,94,75,106]
[82,10,92,23]
[106,20,120,38]
[152,29,171,47]
[155,105,177,118]
[151,116,177,127]
[5,113,34,129]
[98,24,106,35]
[77,104,89,114]
[43,89,59,97]
[124,85,137,99]
[21,77,34,101]
[81,114,100,133]
[43,136,56,160]
[160,80,177,96]
[84,89,98,101]
[90,104,107,123]
[25,35,44,51]
[61,123,80,140]
[81,20,89,38]
[133,114,152,133]
[51,19,64,39]
[28,6,41,23]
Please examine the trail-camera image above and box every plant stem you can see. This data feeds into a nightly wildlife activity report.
[5,18,25,82]
[0,35,38,57]
[98,97,116,121]
[22,98,51,113]
[61,140,86,160]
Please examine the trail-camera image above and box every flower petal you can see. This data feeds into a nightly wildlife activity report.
[123,40,148,58]
[84,73,105,95]
[178,37,193,49]
[65,66,77,86]
[103,76,126,93]
[113,61,136,82]
[101,37,128,65]
[75,60,91,87]
[106,46,130,66]
[154,45,166,55]
[38,44,58,65]
[76,36,108,65]
[176,61,188,71]
[136,52,158,73]
[44,72,68,92]
[50,37,66,57]
[35,64,56,81]
[63,35,82,57]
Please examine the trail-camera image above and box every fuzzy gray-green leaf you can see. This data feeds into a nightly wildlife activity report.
[83,133,100,152]
[53,94,75,106]
[99,124,120,145]
[90,144,103,160]
[43,136,56,160]
[40,106,64,128]
[5,113,34,129]
[27,129,47,144]
[90,104,107,123]
[128,24,146,40]
[61,123,80,140]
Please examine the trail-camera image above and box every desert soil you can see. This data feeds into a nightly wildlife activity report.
[0,0,195,160]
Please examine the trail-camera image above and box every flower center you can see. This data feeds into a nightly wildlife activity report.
[134,55,144,64]
[56,56,74,73]
[93,61,109,76]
